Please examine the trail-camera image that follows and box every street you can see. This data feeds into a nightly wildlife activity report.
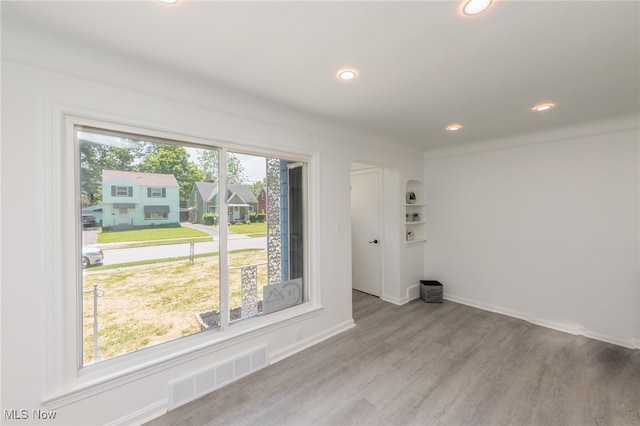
[99,236,266,266]
[82,223,267,267]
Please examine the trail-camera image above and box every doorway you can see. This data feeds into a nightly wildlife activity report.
[350,164,382,297]
[118,208,129,225]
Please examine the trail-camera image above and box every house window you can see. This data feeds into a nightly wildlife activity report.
[148,187,166,198]
[75,123,311,370]
[144,206,170,220]
[145,212,168,219]
[112,185,133,197]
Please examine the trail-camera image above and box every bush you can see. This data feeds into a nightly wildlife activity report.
[249,213,258,223]
[255,213,266,223]
[202,213,217,226]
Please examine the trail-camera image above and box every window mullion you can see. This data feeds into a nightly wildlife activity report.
[218,148,229,330]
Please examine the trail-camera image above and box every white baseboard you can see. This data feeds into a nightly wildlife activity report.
[444,294,532,323]
[269,319,356,364]
[580,330,639,350]
[379,285,421,306]
[380,294,408,305]
[444,294,638,350]
[107,400,167,426]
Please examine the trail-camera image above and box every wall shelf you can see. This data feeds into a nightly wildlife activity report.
[404,180,425,245]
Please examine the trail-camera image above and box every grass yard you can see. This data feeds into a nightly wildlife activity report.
[228,221,267,237]
[98,225,210,244]
[82,249,267,365]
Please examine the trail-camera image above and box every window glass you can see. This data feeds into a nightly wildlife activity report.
[226,153,306,324]
[79,127,220,365]
[77,125,309,367]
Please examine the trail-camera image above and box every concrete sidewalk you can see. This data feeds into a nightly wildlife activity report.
[181,222,252,240]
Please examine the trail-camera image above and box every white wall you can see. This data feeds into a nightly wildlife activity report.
[425,117,640,348]
[0,24,424,425]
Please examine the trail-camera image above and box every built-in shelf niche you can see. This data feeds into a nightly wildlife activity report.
[404,180,425,245]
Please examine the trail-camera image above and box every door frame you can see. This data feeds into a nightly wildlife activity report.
[350,166,384,297]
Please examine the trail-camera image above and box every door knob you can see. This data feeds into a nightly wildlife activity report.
[369,239,379,244]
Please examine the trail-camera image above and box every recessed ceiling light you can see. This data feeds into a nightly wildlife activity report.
[446,124,463,132]
[531,102,556,112]
[338,70,358,81]
[159,0,178,4]
[461,0,493,15]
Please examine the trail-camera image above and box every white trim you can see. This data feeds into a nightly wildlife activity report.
[42,304,323,409]
[424,115,639,161]
[219,148,229,330]
[380,294,408,306]
[42,105,324,409]
[269,319,356,364]
[106,400,168,426]
[443,293,533,323]
[444,293,638,350]
[308,153,322,307]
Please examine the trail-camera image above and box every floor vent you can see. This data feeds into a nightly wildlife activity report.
[168,346,268,410]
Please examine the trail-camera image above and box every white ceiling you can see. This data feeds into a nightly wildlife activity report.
[3,1,639,150]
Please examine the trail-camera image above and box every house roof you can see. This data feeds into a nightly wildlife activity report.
[194,182,258,205]
[225,184,259,205]
[194,182,217,201]
[102,170,179,187]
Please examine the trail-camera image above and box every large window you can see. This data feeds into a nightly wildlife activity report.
[78,125,308,366]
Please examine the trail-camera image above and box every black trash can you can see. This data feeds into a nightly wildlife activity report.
[420,280,443,303]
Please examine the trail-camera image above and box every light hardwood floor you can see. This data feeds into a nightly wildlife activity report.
[147,291,640,426]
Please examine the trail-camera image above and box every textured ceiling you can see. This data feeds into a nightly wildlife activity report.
[2,1,639,149]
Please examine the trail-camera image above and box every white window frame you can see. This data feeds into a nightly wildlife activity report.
[42,109,321,409]
[149,187,164,198]
[114,185,132,197]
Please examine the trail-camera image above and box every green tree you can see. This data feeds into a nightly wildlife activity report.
[79,140,140,205]
[249,178,266,196]
[139,144,203,206]
[197,150,247,184]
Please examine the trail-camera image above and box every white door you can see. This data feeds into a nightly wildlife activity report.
[351,168,382,296]
[118,208,129,225]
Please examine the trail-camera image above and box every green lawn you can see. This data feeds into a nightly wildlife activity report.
[98,226,210,244]
[82,249,267,364]
[228,222,266,237]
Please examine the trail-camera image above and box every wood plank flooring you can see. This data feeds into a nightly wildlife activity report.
[147,291,640,426]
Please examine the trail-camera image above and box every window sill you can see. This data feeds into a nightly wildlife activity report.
[42,303,323,410]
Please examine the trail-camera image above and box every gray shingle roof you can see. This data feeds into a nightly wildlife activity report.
[194,182,217,201]
[194,182,258,204]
